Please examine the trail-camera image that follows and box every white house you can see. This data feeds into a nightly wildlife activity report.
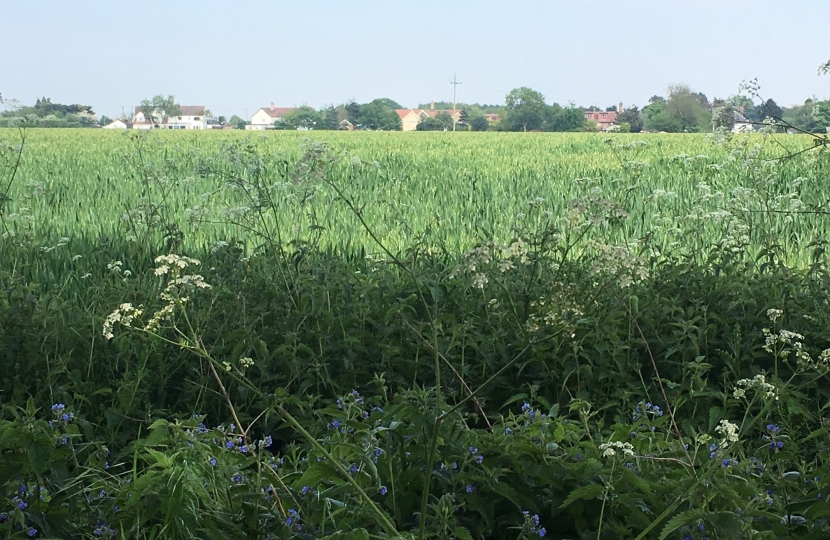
[103,119,128,129]
[247,103,294,130]
[131,105,208,129]
[732,111,756,133]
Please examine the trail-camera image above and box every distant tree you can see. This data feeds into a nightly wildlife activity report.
[758,99,783,122]
[642,100,682,132]
[359,99,401,130]
[470,115,489,131]
[544,103,585,131]
[605,105,617,112]
[344,101,361,124]
[648,95,665,103]
[457,108,469,129]
[140,95,181,126]
[372,98,403,110]
[416,112,453,131]
[229,115,246,129]
[504,87,547,132]
[585,105,601,112]
[217,115,227,125]
[99,115,113,126]
[616,105,643,133]
[812,100,830,133]
[322,105,339,130]
[276,106,325,130]
[711,100,735,131]
[661,84,711,132]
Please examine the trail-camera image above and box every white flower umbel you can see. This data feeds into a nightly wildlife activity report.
[103,303,143,340]
[714,419,740,447]
[733,374,777,400]
[599,441,635,458]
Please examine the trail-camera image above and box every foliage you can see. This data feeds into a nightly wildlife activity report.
[416,113,453,131]
[276,106,326,130]
[2,127,830,538]
[616,106,643,133]
[504,87,547,132]
[140,95,182,126]
[470,115,489,131]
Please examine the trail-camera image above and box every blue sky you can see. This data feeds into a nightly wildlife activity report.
[2,1,828,120]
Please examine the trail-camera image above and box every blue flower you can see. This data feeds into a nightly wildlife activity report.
[26,527,37,537]
[476,454,484,463]
[349,464,358,473]
[722,459,731,467]
[239,445,248,453]
[225,441,234,450]
[232,473,243,483]
[209,457,217,467]
[505,427,512,434]
[229,423,235,432]
[466,484,474,493]
[60,413,69,422]
[468,446,478,455]
[332,420,340,429]
[521,403,531,412]
[301,486,310,495]
[17,499,27,510]
[538,528,546,537]
[380,486,388,495]
[262,436,273,447]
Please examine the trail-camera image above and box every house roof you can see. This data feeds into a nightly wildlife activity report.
[584,111,618,122]
[180,106,205,116]
[733,111,751,123]
[258,107,294,119]
[396,109,418,119]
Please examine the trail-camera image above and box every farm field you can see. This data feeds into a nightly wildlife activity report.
[2,128,830,539]
[3,128,824,261]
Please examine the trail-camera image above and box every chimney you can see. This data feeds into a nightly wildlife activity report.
[619,101,623,112]
[270,102,275,111]
[430,101,434,111]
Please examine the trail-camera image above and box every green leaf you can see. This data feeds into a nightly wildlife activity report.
[708,406,721,432]
[559,483,605,508]
[298,463,342,488]
[658,508,706,540]
[453,526,474,540]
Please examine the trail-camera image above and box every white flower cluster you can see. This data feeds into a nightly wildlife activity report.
[714,419,740,446]
[144,255,211,333]
[239,357,255,370]
[103,303,143,340]
[599,441,635,458]
[733,374,777,400]
[766,308,783,323]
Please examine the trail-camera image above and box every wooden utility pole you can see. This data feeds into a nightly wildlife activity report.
[450,74,462,131]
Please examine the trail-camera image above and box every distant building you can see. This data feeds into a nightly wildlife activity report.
[396,102,462,131]
[131,105,207,130]
[248,103,295,130]
[483,114,500,123]
[732,111,756,133]
[103,119,128,129]
[584,110,618,131]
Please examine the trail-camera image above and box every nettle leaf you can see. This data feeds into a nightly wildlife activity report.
[453,526,474,540]
[658,508,707,540]
[559,483,605,508]
[298,462,342,488]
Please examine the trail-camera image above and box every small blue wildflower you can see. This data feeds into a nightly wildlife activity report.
[722,459,731,467]
[232,473,243,483]
[349,464,358,473]
[332,420,340,429]
[505,427,512,434]
[26,527,37,537]
[17,499,27,510]
[374,448,382,456]
[225,441,234,450]
[476,454,484,464]
[239,445,248,454]
[104,462,109,470]
[777,441,784,449]
[380,486,388,495]
[466,484,474,493]
[538,528,546,537]
[229,423,235,432]
[630,432,637,438]
[521,403,531,412]
[60,413,69,422]
[301,486,310,495]
[698,523,705,531]
[19,485,27,494]
[468,446,478,455]
[452,462,458,469]
[262,435,273,447]
[209,457,217,467]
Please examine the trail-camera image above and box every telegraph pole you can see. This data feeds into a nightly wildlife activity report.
[450,74,462,131]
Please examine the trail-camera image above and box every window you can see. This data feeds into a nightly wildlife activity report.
[601,114,607,120]
[194,117,201,121]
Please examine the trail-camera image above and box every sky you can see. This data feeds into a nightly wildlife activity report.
[2,1,829,120]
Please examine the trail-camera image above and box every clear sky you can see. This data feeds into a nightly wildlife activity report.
[2,1,828,120]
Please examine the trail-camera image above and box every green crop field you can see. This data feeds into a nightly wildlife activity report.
[3,128,823,262]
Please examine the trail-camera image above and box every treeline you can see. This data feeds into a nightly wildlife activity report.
[0,96,97,128]
[275,98,403,131]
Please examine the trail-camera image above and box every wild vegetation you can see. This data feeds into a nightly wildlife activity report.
[2,124,830,539]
